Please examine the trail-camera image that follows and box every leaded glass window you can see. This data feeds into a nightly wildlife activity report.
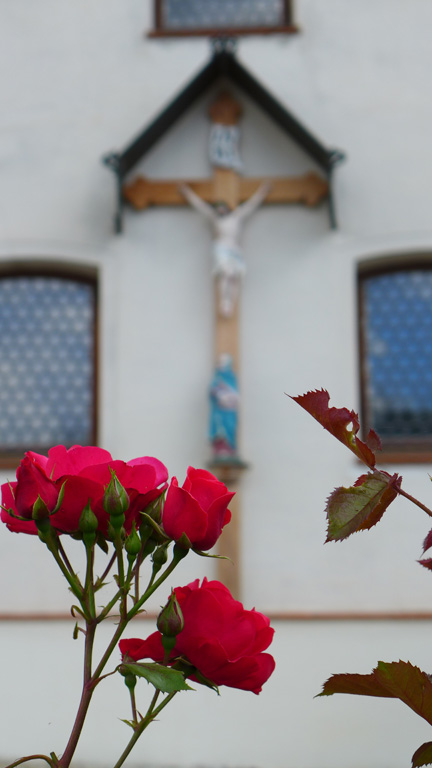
[359,264,432,456]
[0,270,97,462]
[152,0,295,35]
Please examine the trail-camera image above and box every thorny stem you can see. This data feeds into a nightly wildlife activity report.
[111,691,177,768]
[91,615,129,684]
[57,539,75,577]
[397,486,432,519]
[3,755,57,768]
[133,550,144,602]
[127,547,187,623]
[129,684,138,724]
[84,544,96,620]
[114,537,129,621]
[47,540,84,604]
[12,541,186,768]
[97,550,117,586]
[58,621,96,768]
[96,557,134,625]
[92,547,185,686]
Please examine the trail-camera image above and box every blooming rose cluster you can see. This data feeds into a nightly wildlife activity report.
[1,446,275,697]
[1,446,168,537]
[1,447,233,550]
[120,578,275,694]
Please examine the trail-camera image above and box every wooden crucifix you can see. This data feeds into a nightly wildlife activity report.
[123,91,329,597]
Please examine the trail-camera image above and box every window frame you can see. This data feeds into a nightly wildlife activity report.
[358,256,432,464]
[0,262,99,469]
[149,0,298,37]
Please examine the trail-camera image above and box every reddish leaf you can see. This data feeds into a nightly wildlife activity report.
[325,471,401,542]
[412,742,432,767]
[375,661,432,726]
[291,389,380,468]
[319,671,391,698]
[423,529,432,554]
[418,559,432,572]
[319,661,432,728]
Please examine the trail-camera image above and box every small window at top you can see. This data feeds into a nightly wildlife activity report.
[358,263,432,461]
[151,0,297,37]
[0,269,97,466]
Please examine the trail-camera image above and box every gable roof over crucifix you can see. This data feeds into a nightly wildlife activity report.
[103,43,345,233]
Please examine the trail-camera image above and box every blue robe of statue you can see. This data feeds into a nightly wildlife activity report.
[209,358,239,453]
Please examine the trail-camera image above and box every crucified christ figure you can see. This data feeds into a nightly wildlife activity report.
[179,181,270,317]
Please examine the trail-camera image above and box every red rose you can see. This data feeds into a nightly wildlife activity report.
[1,479,39,534]
[119,578,275,694]
[162,467,233,550]
[15,454,59,519]
[1,445,168,536]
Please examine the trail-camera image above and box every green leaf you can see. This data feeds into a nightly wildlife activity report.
[192,669,220,694]
[171,658,219,693]
[121,662,193,693]
[319,661,432,728]
[325,470,400,542]
[193,549,230,560]
[412,742,432,767]
[140,513,170,542]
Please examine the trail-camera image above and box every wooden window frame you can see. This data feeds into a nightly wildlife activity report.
[149,0,298,37]
[0,262,99,470]
[358,256,432,464]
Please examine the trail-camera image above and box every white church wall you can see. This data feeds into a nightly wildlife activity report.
[1,618,431,768]
[1,2,432,767]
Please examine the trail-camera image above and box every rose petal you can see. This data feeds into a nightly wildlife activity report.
[47,445,113,480]
[162,480,208,544]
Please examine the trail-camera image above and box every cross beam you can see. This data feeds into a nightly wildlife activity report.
[123,167,328,211]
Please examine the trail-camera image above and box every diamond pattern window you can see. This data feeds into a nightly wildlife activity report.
[0,268,97,465]
[151,0,296,36]
[358,263,432,460]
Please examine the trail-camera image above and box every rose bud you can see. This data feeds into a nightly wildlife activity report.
[103,470,129,530]
[157,590,184,638]
[125,524,141,561]
[79,501,99,547]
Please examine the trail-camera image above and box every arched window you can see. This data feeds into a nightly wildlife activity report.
[358,258,432,461]
[0,264,98,466]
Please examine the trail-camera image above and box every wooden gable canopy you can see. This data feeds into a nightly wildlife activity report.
[103,45,345,233]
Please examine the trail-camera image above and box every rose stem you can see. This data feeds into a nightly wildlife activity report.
[111,691,177,768]
[3,755,56,768]
[58,620,96,768]
[397,486,432,518]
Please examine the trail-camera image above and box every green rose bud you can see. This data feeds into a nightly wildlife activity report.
[103,469,130,522]
[123,672,137,692]
[79,501,98,548]
[152,545,168,569]
[141,537,156,558]
[157,589,184,638]
[125,524,141,561]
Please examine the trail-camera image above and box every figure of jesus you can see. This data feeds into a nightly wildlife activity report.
[179,181,270,317]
